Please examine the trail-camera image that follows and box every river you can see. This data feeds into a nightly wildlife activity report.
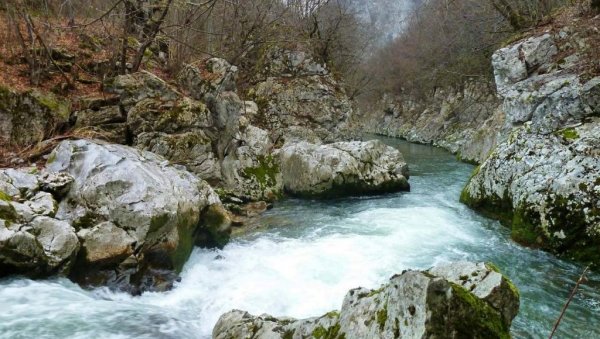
[1,136,598,339]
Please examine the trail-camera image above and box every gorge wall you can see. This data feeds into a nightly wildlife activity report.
[372,13,600,267]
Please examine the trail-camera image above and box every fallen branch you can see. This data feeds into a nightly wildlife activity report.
[549,265,590,338]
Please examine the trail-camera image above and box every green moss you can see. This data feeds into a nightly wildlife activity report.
[169,210,197,272]
[196,205,231,249]
[377,302,388,331]
[511,208,540,245]
[0,191,12,202]
[556,127,579,140]
[312,323,344,339]
[366,286,384,298]
[485,263,520,298]
[0,202,18,222]
[325,311,340,319]
[484,262,500,273]
[282,329,295,339]
[150,213,171,234]
[393,318,400,338]
[31,90,70,120]
[242,155,280,189]
[450,283,510,339]
[46,151,57,165]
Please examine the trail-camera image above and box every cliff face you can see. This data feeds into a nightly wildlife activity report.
[369,81,504,164]
[346,0,422,45]
[461,28,600,267]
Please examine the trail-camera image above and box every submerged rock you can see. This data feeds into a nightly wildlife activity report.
[213,261,520,339]
[279,140,409,198]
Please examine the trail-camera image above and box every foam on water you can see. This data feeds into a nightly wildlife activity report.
[1,137,599,339]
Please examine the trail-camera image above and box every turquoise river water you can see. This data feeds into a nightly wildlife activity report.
[1,136,599,338]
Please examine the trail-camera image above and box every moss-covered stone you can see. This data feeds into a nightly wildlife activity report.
[312,322,344,339]
[0,201,18,222]
[449,283,510,339]
[196,204,231,249]
[376,303,388,331]
[30,90,71,120]
[0,191,12,202]
[242,155,280,189]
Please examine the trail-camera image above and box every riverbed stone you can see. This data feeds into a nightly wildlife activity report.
[279,140,409,198]
[213,261,519,339]
[0,215,79,276]
[77,221,136,265]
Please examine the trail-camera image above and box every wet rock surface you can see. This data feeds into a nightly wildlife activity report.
[213,261,519,339]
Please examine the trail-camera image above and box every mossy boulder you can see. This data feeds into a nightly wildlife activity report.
[213,261,519,339]
[45,139,226,293]
[461,121,600,267]
[0,85,70,146]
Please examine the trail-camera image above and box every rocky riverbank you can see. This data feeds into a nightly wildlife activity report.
[371,12,600,267]
[0,48,411,292]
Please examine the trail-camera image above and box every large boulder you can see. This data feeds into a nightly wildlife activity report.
[460,30,600,267]
[461,120,600,266]
[220,124,283,202]
[104,70,180,111]
[44,139,229,293]
[213,262,520,339]
[279,140,409,198]
[0,86,70,146]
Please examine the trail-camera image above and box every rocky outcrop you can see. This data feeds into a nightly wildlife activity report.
[370,81,504,164]
[461,120,600,265]
[0,86,70,146]
[102,60,283,204]
[279,140,409,198]
[462,31,600,266]
[248,48,354,144]
[1,140,230,293]
[213,262,520,339]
